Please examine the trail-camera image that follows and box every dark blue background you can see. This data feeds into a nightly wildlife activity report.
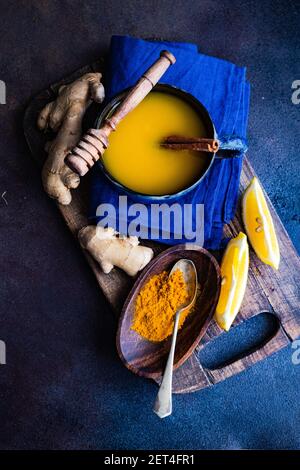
[0,0,299,450]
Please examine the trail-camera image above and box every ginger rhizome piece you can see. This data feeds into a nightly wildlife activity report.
[78,226,154,277]
[37,73,105,205]
[132,270,192,342]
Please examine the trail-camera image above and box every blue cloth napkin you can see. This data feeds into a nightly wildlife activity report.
[89,35,250,249]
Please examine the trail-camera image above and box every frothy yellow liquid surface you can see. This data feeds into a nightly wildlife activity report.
[103,91,208,195]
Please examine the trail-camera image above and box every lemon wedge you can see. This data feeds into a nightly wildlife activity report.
[242,177,280,270]
[215,232,249,331]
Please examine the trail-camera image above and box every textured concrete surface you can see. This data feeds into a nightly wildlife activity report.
[0,0,299,450]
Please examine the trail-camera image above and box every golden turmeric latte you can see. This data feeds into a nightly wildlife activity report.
[131,270,193,342]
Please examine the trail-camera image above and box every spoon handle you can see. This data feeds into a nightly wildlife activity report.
[153,310,181,419]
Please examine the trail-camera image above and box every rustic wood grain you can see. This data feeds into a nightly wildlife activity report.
[23,60,300,393]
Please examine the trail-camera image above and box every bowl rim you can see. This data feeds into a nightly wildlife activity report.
[95,83,217,201]
[116,243,221,379]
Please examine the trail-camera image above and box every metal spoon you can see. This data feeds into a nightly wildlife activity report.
[153,259,198,419]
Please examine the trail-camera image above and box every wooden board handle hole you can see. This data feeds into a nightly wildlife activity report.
[197,312,280,371]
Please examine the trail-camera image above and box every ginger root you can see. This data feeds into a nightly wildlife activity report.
[79,226,154,276]
[37,73,105,205]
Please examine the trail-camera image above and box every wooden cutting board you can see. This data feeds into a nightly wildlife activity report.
[24,59,300,393]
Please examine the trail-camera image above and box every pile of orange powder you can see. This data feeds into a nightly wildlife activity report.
[131,269,193,342]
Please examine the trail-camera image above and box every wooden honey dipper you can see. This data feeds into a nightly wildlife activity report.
[65,51,176,176]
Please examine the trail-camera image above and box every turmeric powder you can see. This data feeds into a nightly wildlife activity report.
[131,269,193,342]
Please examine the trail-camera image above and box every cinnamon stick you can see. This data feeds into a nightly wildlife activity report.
[160,135,219,153]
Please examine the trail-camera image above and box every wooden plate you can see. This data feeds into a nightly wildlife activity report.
[116,244,221,378]
[24,59,300,393]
